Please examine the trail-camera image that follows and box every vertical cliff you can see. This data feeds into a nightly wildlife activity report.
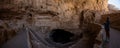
[0,0,108,47]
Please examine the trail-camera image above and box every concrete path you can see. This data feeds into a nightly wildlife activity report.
[2,27,120,48]
[109,28,120,48]
[101,28,120,48]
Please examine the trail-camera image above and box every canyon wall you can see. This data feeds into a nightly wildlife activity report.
[9,0,108,28]
[0,0,108,47]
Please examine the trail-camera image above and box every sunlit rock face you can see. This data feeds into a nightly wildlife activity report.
[0,0,108,28]
[9,0,108,28]
[0,0,107,47]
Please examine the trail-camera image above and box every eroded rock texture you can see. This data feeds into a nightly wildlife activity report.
[0,0,108,48]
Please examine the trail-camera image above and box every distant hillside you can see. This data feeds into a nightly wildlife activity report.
[101,13,120,31]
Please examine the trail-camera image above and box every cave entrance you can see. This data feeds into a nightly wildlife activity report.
[49,29,74,44]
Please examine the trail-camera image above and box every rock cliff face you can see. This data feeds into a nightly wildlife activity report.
[9,0,108,28]
[101,13,120,31]
[0,0,108,47]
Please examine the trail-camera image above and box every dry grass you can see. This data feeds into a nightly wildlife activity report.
[100,13,120,31]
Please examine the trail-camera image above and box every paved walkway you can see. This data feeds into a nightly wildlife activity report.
[2,27,120,48]
[101,28,120,48]
[109,28,120,48]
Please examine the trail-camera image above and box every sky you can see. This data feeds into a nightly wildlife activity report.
[108,0,120,10]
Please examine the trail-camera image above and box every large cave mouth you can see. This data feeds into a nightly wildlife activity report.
[49,29,74,44]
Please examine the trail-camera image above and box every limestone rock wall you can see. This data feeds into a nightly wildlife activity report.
[0,0,108,47]
[0,0,108,29]
[10,0,108,29]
